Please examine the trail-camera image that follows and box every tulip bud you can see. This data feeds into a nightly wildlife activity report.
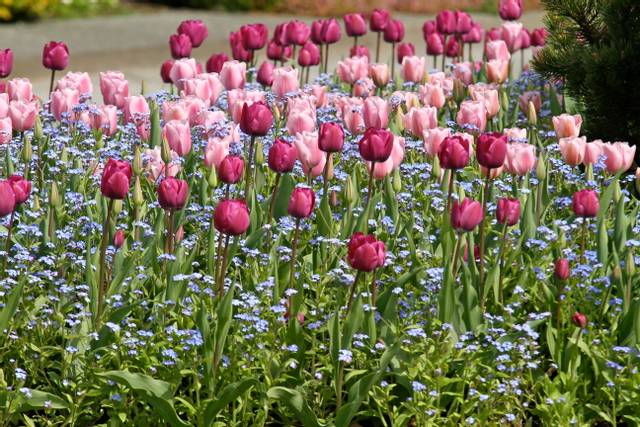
[112,199,123,215]
[33,195,41,211]
[613,265,622,282]
[626,251,635,278]
[133,176,144,207]
[254,140,264,165]
[536,155,546,181]
[453,79,466,104]
[273,103,281,124]
[161,137,171,165]
[554,258,570,280]
[21,135,32,164]
[330,190,339,207]
[50,181,61,208]
[500,90,509,112]
[61,146,68,164]
[34,116,43,141]
[133,145,143,176]
[207,165,218,188]
[527,101,537,125]
[393,167,402,192]
[175,225,185,244]
[345,175,355,204]
[571,312,587,328]
[113,230,125,249]
[613,180,622,203]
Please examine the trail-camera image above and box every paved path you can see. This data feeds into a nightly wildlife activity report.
[2,10,544,97]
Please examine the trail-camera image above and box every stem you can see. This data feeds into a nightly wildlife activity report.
[556,280,564,330]
[244,136,256,200]
[216,234,231,297]
[2,210,15,275]
[451,232,463,277]
[433,55,437,69]
[497,221,509,305]
[267,173,281,227]
[336,361,345,410]
[375,32,381,63]
[369,271,377,308]
[48,70,56,96]
[287,218,302,314]
[478,172,492,311]
[346,271,361,314]
[390,43,396,84]
[322,152,332,199]
[441,49,446,72]
[96,199,114,330]
[353,36,358,50]
[324,44,330,75]
[446,169,455,214]
[365,161,376,228]
[581,219,588,263]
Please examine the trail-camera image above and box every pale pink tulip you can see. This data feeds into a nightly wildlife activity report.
[471,86,500,118]
[195,110,226,130]
[91,104,118,137]
[181,77,213,106]
[0,117,11,145]
[99,71,129,109]
[272,66,299,98]
[51,88,80,121]
[204,136,231,169]
[452,62,473,86]
[56,72,93,97]
[353,78,375,97]
[8,78,33,102]
[144,147,180,181]
[553,114,582,139]
[401,56,426,83]
[559,136,587,166]
[336,56,369,85]
[163,119,192,156]
[369,63,390,87]
[403,106,438,137]
[181,95,208,126]
[485,40,511,61]
[170,58,199,88]
[486,59,509,84]
[505,143,536,175]
[8,100,37,132]
[308,84,328,108]
[294,130,325,177]
[456,100,486,132]
[124,95,150,124]
[162,100,189,122]
[198,73,224,105]
[501,22,523,52]
[220,60,246,90]
[343,107,365,135]
[419,83,446,109]
[503,127,527,143]
[602,142,636,174]
[363,96,389,129]
[423,127,451,158]
[583,140,604,166]
[0,93,8,118]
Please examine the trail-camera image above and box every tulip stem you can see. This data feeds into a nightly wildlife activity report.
[441,49,446,72]
[375,32,382,63]
[478,172,492,312]
[390,43,396,85]
[324,44,330,75]
[451,232,463,278]
[353,36,358,50]
[581,219,588,264]
[48,70,56,97]
[288,218,302,316]
[2,210,15,276]
[322,152,332,201]
[433,55,437,70]
[96,199,114,330]
[369,271,378,308]
[346,271,361,314]
[336,361,344,410]
[446,169,455,214]
[365,161,376,229]
[244,136,256,200]
[216,234,231,297]
[267,173,281,227]
[497,221,509,306]
[555,279,564,330]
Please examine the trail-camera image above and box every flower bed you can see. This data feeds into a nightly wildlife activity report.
[0,2,638,426]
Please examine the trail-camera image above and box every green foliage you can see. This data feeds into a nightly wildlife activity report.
[533,0,640,159]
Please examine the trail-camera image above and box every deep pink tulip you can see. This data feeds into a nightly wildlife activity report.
[438,135,470,170]
[531,28,547,46]
[286,20,311,46]
[358,127,394,162]
[572,189,599,218]
[321,18,342,44]
[8,175,31,205]
[101,158,132,200]
[169,33,193,59]
[113,230,125,249]
[240,23,268,51]
[240,101,273,136]
[499,0,523,21]
[426,33,445,56]
[397,43,415,64]
[572,312,587,328]
[214,199,250,235]
[344,13,367,37]
[445,36,460,58]
[554,258,570,280]
[351,45,371,59]
[161,59,174,83]
[288,187,315,218]
[455,11,473,34]
[0,180,16,217]
[436,10,457,35]
[298,42,321,67]
[318,122,344,153]
[451,198,483,232]
[477,132,508,169]
[177,19,208,48]
[206,53,229,73]
[268,138,297,173]
[422,20,437,40]
[0,49,13,78]
[257,61,275,86]
[369,9,390,32]
[158,177,189,210]
[348,232,385,272]
[218,155,244,184]
[42,41,69,71]
[383,19,405,43]
[496,198,520,226]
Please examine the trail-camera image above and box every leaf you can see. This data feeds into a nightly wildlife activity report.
[267,387,321,427]
[0,277,25,334]
[316,194,333,237]
[273,174,294,219]
[204,378,258,426]
[16,389,68,411]
[97,370,189,427]
[618,298,640,347]
[213,283,236,373]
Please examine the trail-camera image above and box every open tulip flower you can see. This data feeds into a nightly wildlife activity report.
[1,9,639,427]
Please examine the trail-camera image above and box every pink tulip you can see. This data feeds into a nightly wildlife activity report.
[294,130,325,177]
[353,78,375,97]
[0,117,11,145]
[503,127,527,143]
[559,136,587,166]
[162,100,189,122]
[123,95,149,124]
[8,78,33,102]
[426,33,445,56]
[428,72,453,93]
[42,41,69,71]
[423,127,451,159]
[343,107,365,135]
[198,73,224,105]
[227,89,265,124]
[169,58,199,87]
[51,88,80,121]
[181,96,208,126]
[453,62,473,86]
[99,71,128,109]
[169,33,192,59]
[8,100,37,132]
[363,96,389,129]
[501,22,523,52]
[0,48,13,79]
[519,91,541,114]
[91,104,118,136]
[504,143,536,175]
[553,114,582,139]
[485,40,511,61]
[177,19,208,48]
[419,84,446,109]
[369,135,405,179]
[195,110,226,131]
[56,72,92,96]
[471,86,500,118]
[220,60,246,90]
[163,120,192,157]
[0,93,8,118]
[308,85,328,108]
[499,0,523,21]
[370,63,390,88]
[583,140,604,166]
[486,59,509,84]
[401,56,426,83]
[144,147,180,181]
[257,61,275,86]
[602,142,636,174]
[456,100,487,132]
[272,66,299,98]
[204,136,232,170]
[403,106,438,138]
[336,56,369,85]
[287,108,316,135]
[181,77,213,107]
[451,198,484,232]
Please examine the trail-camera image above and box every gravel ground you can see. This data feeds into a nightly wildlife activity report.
[1,9,544,96]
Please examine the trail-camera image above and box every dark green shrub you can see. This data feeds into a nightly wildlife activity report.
[533,0,640,161]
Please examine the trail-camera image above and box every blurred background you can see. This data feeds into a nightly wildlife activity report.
[0,1,543,95]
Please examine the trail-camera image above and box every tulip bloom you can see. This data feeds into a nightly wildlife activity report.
[8,100,38,132]
[401,56,425,83]
[348,232,386,272]
[559,136,587,167]
[554,258,570,280]
[214,199,250,235]
[504,143,536,175]
[240,101,273,137]
[358,127,394,163]
[163,120,192,157]
[363,97,389,129]
[218,155,244,184]
[456,100,487,132]
[572,312,587,328]
[344,13,367,37]
[0,48,12,78]
[451,198,483,232]
[602,142,636,174]
[404,106,438,138]
[573,189,600,218]
[158,177,189,211]
[496,198,520,226]
[42,41,69,71]
[370,63,390,88]
[113,230,125,249]
[477,132,508,169]
[177,19,208,48]
[318,122,344,153]
[553,114,582,139]
[257,61,275,86]
[0,117,11,145]
[0,180,16,217]
[220,60,246,90]
[272,67,299,97]
[288,187,315,218]
[101,159,132,200]
[438,135,470,170]
[206,53,228,74]
[499,0,523,21]
[268,139,297,173]
[169,33,193,59]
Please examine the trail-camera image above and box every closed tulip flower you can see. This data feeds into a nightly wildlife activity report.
[445,37,460,58]
[240,101,273,136]
[401,55,425,83]
[8,175,31,205]
[363,96,389,129]
[51,88,80,121]
[359,127,394,162]
[8,78,33,103]
[552,114,582,139]
[554,258,570,280]
[113,230,125,249]
[288,187,315,218]
[100,71,129,109]
[602,142,636,174]
[177,19,208,48]
[451,198,483,231]
[267,41,287,62]
[337,56,369,85]
[347,232,385,272]
[477,132,508,169]
[456,100,487,132]
[504,143,536,175]
[0,117,11,145]
[8,100,37,132]
[370,63,390,87]
[123,95,150,124]
[383,19,405,43]
[220,60,246,90]
[572,312,587,328]
[423,20,437,39]
[455,11,473,34]
[344,13,367,37]
[0,180,16,217]
[403,106,438,138]
[158,177,189,210]
[257,61,275,86]
[206,53,228,73]
[310,20,323,45]
[438,135,470,170]
[268,139,297,173]
[169,58,198,87]
[240,23,268,51]
[42,41,69,71]
[298,43,321,67]
[169,33,192,59]
[321,18,341,44]
[485,40,511,61]
[396,43,415,64]
[218,155,244,184]
[163,120,192,157]
[370,9,390,32]
[496,198,520,226]
[499,0,523,21]
[214,199,250,235]
[462,22,484,43]
[501,22,524,52]
[0,48,13,78]
[572,189,599,218]
[294,131,325,177]
[531,28,547,46]
[91,105,118,137]
[426,33,445,56]
[436,10,457,35]
[101,158,132,200]
[319,122,344,153]
[559,136,587,166]
[286,20,311,46]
